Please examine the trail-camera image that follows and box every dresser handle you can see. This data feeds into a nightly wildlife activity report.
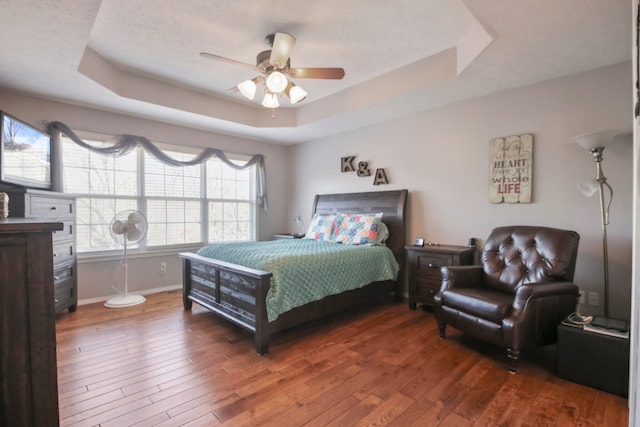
[50,206,57,210]
[428,263,439,268]
[54,275,60,281]
[55,298,59,303]
[53,252,58,257]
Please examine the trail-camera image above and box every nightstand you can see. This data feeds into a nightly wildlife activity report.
[272,233,305,240]
[557,323,629,397]
[405,244,475,310]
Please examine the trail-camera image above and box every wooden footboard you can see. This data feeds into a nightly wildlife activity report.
[181,252,273,354]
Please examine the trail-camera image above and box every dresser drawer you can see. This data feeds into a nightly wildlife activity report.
[54,277,76,313]
[52,219,75,242]
[54,261,75,285]
[4,188,78,315]
[53,240,75,265]
[28,195,75,219]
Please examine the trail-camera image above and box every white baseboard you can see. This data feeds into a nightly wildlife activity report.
[77,284,183,306]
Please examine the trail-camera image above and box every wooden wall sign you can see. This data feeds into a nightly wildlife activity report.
[489,134,533,203]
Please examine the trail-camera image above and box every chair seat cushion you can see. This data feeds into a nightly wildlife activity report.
[441,288,513,324]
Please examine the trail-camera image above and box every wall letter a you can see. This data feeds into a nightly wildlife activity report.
[373,168,389,185]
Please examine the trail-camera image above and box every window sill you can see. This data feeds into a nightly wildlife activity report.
[78,245,203,264]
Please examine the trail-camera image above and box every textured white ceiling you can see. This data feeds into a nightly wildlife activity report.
[0,0,631,144]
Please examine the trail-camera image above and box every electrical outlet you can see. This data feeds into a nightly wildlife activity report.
[578,290,585,304]
[160,262,167,273]
[588,291,599,306]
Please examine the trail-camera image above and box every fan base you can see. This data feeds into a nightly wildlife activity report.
[104,294,146,308]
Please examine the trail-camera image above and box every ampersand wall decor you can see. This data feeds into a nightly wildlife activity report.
[340,155,389,185]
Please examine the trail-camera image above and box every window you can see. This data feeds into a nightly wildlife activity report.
[61,135,256,253]
[206,159,253,242]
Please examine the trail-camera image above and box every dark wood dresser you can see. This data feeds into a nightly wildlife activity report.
[0,219,62,426]
[4,188,77,313]
[405,244,475,309]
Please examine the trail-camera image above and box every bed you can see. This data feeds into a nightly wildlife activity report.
[180,189,408,354]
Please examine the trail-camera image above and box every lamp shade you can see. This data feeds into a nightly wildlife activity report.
[265,71,288,94]
[237,79,257,100]
[577,180,600,197]
[288,84,307,104]
[572,130,619,151]
[261,92,280,108]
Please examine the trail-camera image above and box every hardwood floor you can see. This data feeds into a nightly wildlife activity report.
[55,292,629,426]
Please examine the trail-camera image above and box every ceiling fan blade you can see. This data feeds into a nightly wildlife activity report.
[269,32,296,69]
[200,52,262,72]
[287,67,345,79]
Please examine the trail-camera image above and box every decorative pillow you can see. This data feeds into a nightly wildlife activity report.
[333,212,383,245]
[303,214,336,241]
[372,221,389,245]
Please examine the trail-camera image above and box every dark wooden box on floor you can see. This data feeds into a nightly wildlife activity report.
[556,323,629,397]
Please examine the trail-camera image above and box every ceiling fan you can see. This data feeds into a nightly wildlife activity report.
[200,32,345,109]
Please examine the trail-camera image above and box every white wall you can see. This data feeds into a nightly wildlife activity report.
[0,63,633,315]
[289,62,634,320]
[0,90,291,301]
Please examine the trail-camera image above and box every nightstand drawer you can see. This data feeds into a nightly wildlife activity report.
[414,253,453,277]
[405,244,475,310]
[410,276,440,306]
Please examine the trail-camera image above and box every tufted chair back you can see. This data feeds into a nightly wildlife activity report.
[482,226,580,294]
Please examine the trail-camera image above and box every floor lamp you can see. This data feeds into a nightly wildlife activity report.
[572,130,623,327]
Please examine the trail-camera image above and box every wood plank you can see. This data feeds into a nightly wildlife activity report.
[56,291,629,426]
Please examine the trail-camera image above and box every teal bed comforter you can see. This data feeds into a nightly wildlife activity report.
[197,239,399,322]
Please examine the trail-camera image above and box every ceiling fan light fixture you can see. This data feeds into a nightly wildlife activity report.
[287,83,307,104]
[262,92,280,108]
[237,79,257,100]
[265,71,288,94]
[201,32,345,113]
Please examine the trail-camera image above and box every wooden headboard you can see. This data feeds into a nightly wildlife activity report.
[311,189,408,263]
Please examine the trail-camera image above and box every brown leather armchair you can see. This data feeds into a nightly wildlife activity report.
[433,226,580,372]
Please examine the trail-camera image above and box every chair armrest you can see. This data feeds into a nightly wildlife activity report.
[512,281,579,311]
[503,281,579,350]
[440,265,484,290]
